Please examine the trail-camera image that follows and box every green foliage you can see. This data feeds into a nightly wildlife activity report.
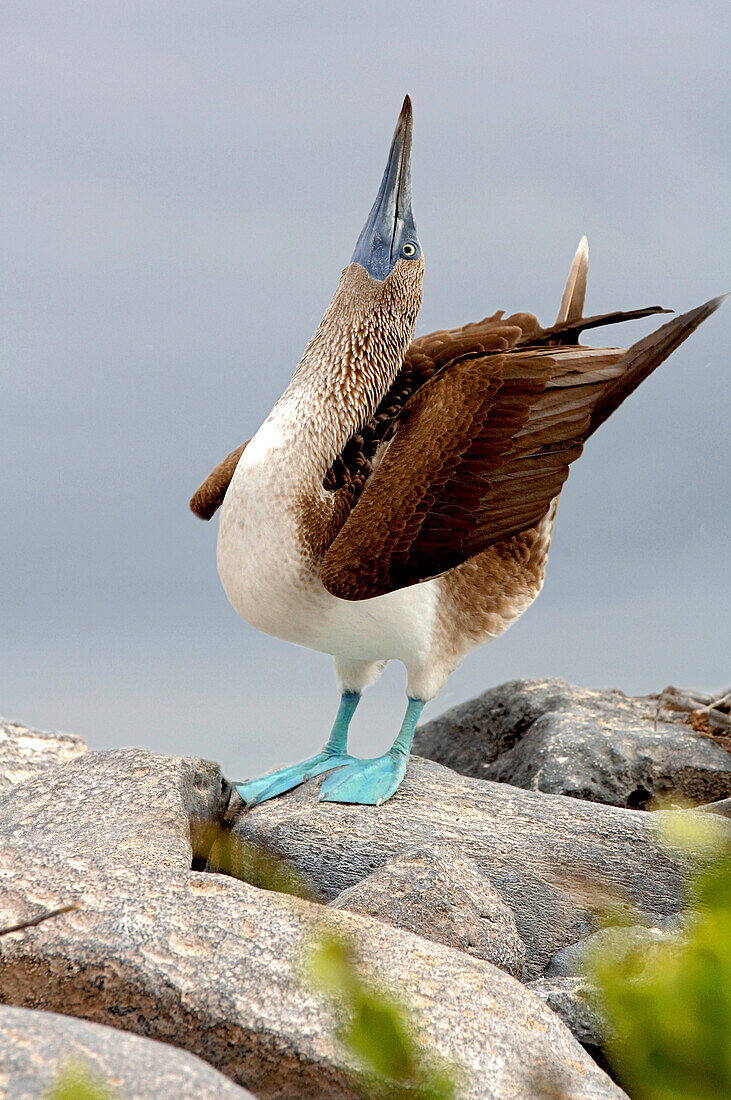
[46,1062,114,1100]
[307,930,459,1100]
[591,816,731,1100]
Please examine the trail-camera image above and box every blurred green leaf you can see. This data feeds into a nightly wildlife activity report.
[591,819,731,1100]
[345,993,414,1080]
[306,929,458,1100]
[46,1062,114,1100]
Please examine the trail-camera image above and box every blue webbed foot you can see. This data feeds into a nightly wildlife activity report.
[235,691,363,807]
[235,750,355,807]
[318,751,408,806]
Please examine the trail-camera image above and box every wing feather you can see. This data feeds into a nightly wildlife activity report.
[321,298,723,601]
[190,442,247,520]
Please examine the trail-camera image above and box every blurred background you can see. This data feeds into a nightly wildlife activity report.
[2,1,728,777]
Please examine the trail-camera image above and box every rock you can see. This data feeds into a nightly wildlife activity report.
[0,746,225,870]
[699,797,731,818]
[0,747,625,1100]
[546,924,681,978]
[233,755,729,979]
[0,1003,256,1099]
[329,844,525,978]
[527,976,611,1048]
[533,920,694,1053]
[0,718,86,791]
[413,679,731,808]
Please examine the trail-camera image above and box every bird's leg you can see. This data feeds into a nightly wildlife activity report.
[318,696,425,806]
[234,692,360,807]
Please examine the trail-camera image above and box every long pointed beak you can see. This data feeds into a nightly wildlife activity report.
[351,96,419,281]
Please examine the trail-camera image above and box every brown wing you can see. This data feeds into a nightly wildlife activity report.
[190,442,248,520]
[321,298,723,601]
[323,315,529,496]
[322,304,670,499]
[189,292,668,522]
[189,306,672,524]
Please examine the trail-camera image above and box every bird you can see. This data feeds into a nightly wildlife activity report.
[191,96,723,808]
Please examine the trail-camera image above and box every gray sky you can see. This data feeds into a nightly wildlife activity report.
[2,1,729,778]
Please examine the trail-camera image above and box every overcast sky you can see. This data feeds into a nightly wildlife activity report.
[2,1,729,778]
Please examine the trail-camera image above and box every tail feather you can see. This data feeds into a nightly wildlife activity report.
[556,236,589,324]
[586,295,727,439]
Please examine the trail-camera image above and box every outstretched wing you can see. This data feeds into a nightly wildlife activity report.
[321,297,723,601]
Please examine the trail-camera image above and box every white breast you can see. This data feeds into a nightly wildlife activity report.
[216,413,439,671]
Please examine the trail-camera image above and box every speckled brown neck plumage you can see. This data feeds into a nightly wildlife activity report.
[277,258,424,480]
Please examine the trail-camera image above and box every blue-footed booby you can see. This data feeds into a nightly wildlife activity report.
[192,97,723,807]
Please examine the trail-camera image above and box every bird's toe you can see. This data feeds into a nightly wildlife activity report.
[236,751,353,807]
[318,753,407,806]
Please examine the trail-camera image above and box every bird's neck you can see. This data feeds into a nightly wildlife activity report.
[272,262,422,476]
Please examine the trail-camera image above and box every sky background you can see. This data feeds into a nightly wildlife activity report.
[2,1,729,778]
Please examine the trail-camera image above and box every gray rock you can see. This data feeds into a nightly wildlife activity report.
[528,976,612,1048]
[699,797,731,818]
[413,679,731,808]
[233,755,730,979]
[329,844,525,977]
[546,924,681,978]
[0,718,86,791]
[0,1003,256,1099]
[0,747,625,1100]
[0,746,226,870]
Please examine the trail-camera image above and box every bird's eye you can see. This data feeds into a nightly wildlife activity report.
[402,242,417,257]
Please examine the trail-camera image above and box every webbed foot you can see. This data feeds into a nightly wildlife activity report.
[235,750,355,807]
[318,751,408,806]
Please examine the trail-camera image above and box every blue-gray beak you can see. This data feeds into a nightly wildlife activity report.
[351,96,420,281]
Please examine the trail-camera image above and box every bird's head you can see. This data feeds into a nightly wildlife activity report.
[292,98,423,429]
[347,95,424,321]
[351,96,421,278]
